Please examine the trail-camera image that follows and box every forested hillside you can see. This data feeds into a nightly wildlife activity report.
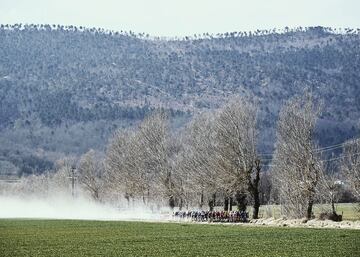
[0,24,359,176]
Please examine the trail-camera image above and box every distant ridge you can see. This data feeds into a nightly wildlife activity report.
[0,24,359,175]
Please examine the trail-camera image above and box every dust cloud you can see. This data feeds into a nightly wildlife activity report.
[0,195,167,221]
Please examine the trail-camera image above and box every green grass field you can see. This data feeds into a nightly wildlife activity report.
[1,219,359,257]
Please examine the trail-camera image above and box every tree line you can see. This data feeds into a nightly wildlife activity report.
[4,92,359,220]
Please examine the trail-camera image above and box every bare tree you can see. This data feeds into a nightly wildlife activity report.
[341,138,360,200]
[137,111,175,209]
[105,129,147,205]
[14,173,50,198]
[213,96,262,218]
[105,112,175,208]
[77,149,104,201]
[52,156,78,195]
[272,92,322,219]
[179,112,219,210]
[317,160,343,219]
[166,134,188,210]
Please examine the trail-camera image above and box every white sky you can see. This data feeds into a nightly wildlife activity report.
[0,0,359,37]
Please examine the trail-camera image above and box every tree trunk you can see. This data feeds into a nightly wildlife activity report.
[169,195,175,210]
[249,161,261,219]
[252,190,260,219]
[212,193,216,209]
[208,193,216,211]
[208,199,214,211]
[142,195,146,204]
[224,197,229,211]
[229,197,233,211]
[93,189,99,201]
[125,192,130,207]
[306,199,314,220]
[235,191,247,211]
[199,191,204,209]
[179,197,183,211]
[331,198,337,215]
[147,188,150,206]
[166,171,175,210]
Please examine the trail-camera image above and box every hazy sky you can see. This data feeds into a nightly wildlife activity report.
[1,0,359,37]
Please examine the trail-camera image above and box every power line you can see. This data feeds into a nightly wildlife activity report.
[261,152,360,168]
[258,138,359,157]
[314,143,348,153]
[320,152,360,163]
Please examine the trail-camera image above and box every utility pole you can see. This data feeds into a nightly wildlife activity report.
[68,166,77,198]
